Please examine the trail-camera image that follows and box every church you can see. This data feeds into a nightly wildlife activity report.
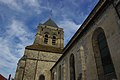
[14,0,120,80]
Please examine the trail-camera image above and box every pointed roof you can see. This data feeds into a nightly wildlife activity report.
[43,18,58,28]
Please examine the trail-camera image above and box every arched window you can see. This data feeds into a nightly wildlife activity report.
[92,27,117,80]
[70,54,76,80]
[52,36,56,45]
[51,71,57,80]
[39,74,45,80]
[51,72,54,80]
[58,65,61,80]
[44,34,48,44]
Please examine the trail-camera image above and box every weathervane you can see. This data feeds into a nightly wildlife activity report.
[49,9,53,18]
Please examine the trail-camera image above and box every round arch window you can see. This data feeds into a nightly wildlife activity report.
[39,74,45,80]
[52,36,56,45]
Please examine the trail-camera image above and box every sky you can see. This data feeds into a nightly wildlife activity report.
[0,0,99,78]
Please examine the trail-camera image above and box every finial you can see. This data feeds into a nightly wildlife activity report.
[49,9,53,18]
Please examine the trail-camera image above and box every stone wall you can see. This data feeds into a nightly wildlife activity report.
[51,3,120,80]
[15,49,62,80]
[34,25,64,48]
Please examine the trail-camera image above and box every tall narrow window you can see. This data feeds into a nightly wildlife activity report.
[98,33,115,74]
[52,36,56,45]
[51,71,57,80]
[39,74,45,80]
[44,34,48,44]
[58,65,61,80]
[51,72,54,80]
[92,27,117,80]
[70,54,76,80]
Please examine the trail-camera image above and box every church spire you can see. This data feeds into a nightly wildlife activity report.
[43,18,59,28]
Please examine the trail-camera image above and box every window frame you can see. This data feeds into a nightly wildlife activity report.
[70,54,76,80]
[44,34,48,44]
[52,36,56,45]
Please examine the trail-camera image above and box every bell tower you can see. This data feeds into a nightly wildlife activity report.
[14,19,64,80]
[34,18,64,48]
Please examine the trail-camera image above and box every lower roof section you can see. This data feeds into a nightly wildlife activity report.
[25,44,63,54]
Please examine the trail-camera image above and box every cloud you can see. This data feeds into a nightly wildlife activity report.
[7,20,30,42]
[0,0,23,11]
[0,0,41,13]
[58,19,81,46]
[0,19,34,78]
[23,0,40,8]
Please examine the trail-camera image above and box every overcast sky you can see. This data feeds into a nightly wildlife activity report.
[0,0,98,78]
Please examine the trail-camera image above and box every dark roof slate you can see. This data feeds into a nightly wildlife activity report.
[43,18,58,28]
[25,44,62,53]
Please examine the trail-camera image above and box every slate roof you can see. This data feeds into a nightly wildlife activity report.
[25,44,62,53]
[43,18,58,28]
